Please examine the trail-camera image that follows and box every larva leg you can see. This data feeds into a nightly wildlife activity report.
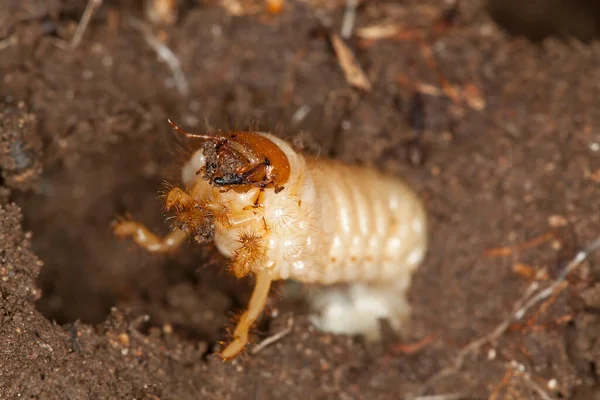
[113,221,188,253]
[113,182,212,252]
[164,187,194,210]
[221,270,272,359]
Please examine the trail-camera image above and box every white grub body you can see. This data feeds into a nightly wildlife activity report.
[181,133,428,338]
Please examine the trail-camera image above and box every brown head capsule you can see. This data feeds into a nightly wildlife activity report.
[169,120,290,193]
[114,119,428,360]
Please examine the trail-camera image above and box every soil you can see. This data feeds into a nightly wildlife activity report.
[3,0,600,398]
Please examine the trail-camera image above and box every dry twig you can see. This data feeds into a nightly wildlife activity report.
[414,233,600,397]
[391,334,436,355]
[417,42,483,110]
[356,24,404,41]
[488,367,514,400]
[340,0,359,39]
[330,33,372,92]
[411,394,465,400]
[514,235,600,318]
[251,318,293,354]
[484,232,556,257]
[127,16,189,96]
[517,368,554,400]
[64,0,103,49]
[0,35,17,51]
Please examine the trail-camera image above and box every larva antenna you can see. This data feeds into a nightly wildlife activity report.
[167,119,223,141]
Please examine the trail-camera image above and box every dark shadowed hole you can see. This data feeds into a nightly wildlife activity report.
[487,0,600,42]
[15,132,258,346]
[15,136,180,325]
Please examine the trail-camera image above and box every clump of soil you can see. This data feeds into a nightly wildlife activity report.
[3,0,600,398]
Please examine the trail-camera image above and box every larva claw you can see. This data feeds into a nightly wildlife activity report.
[165,187,194,211]
[220,336,248,360]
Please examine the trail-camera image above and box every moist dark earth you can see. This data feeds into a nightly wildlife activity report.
[3,0,600,398]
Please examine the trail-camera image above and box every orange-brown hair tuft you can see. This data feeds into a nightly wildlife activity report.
[230,230,267,278]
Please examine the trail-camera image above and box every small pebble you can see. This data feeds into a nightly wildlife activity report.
[547,214,568,227]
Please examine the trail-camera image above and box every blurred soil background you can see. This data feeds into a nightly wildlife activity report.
[3,0,600,398]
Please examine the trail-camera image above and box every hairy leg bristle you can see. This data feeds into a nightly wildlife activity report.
[230,230,267,278]
[160,186,216,241]
[200,200,231,228]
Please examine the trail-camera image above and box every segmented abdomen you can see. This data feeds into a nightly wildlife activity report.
[309,160,427,285]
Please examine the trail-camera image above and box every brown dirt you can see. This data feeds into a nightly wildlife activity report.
[3,0,600,398]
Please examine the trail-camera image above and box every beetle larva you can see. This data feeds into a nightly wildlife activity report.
[114,120,428,359]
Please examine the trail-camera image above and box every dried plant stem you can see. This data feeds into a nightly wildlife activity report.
[127,16,189,96]
[70,0,103,49]
[413,233,600,398]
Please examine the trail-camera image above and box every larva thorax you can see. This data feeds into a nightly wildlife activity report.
[179,131,320,281]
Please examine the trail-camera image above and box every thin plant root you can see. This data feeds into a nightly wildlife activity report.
[55,0,103,50]
[221,270,273,359]
[127,16,189,96]
[390,334,436,355]
[413,233,600,398]
[330,33,372,92]
[72,0,103,48]
[483,232,556,258]
[251,318,293,354]
[488,367,514,400]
